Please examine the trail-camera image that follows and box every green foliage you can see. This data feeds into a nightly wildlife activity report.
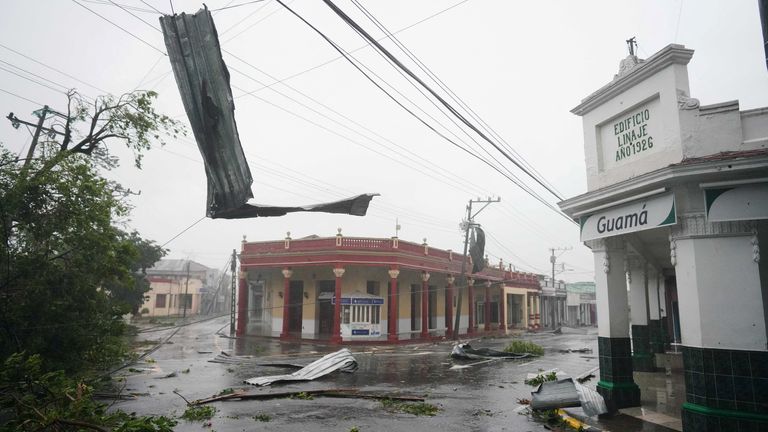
[253,413,271,422]
[216,388,235,396]
[380,399,440,416]
[524,371,558,387]
[0,352,177,431]
[181,405,216,421]
[0,90,174,373]
[291,391,314,400]
[504,339,545,356]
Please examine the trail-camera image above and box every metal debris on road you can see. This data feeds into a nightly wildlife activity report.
[450,343,535,360]
[530,378,607,417]
[244,349,358,386]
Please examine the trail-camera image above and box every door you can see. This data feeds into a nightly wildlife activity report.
[410,284,420,331]
[317,280,334,336]
[289,280,303,333]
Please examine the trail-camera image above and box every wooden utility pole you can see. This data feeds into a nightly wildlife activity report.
[452,197,500,340]
[182,260,191,319]
[6,106,66,167]
[230,249,237,335]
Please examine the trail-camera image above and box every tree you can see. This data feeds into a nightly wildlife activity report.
[0,90,183,372]
[105,231,167,317]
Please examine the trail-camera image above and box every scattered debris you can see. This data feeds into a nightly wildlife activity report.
[244,349,357,386]
[380,399,440,416]
[197,350,213,354]
[577,373,595,384]
[181,405,217,421]
[471,409,493,417]
[530,378,607,417]
[504,340,545,356]
[156,371,177,379]
[253,413,271,422]
[558,348,593,354]
[450,343,535,360]
[552,327,563,334]
[517,398,530,405]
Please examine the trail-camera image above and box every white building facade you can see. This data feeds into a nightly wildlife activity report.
[559,44,768,430]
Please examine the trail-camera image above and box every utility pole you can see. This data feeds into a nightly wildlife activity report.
[548,247,572,328]
[229,249,237,336]
[182,260,191,319]
[6,106,67,167]
[452,196,501,340]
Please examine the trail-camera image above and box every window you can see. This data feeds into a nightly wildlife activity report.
[180,294,193,310]
[366,281,380,296]
[156,294,166,308]
[343,305,350,324]
[349,305,380,325]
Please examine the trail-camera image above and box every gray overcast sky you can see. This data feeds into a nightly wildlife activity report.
[1,0,766,281]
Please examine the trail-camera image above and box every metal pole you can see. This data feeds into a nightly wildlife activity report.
[230,249,237,335]
[182,260,190,319]
[452,201,472,340]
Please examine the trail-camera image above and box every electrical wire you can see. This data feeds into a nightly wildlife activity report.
[320,0,564,202]
[349,0,563,199]
[70,0,167,55]
[231,0,472,98]
[0,87,45,106]
[274,0,573,223]
[160,216,207,248]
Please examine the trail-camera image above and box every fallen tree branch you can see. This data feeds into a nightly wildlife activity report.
[191,388,425,405]
[52,418,109,432]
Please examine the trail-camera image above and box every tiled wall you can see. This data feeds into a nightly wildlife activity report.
[682,346,768,431]
[597,337,641,409]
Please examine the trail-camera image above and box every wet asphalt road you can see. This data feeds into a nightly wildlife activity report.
[111,317,605,432]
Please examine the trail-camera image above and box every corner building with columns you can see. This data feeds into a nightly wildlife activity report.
[235,232,541,344]
[559,44,768,430]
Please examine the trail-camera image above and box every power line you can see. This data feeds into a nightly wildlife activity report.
[70,0,167,55]
[231,0,471,98]
[349,0,563,199]
[160,216,207,247]
[320,0,564,203]
[0,88,46,106]
[0,43,109,94]
[211,0,268,12]
[275,0,572,223]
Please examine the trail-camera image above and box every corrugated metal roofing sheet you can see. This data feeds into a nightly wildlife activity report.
[244,349,358,386]
[159,7,376,219]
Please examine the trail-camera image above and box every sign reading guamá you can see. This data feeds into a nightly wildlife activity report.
[614,108,653,162]
[596,205,649,234]
[579,192,676,242]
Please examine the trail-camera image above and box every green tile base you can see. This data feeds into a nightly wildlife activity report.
[682,345,768,431]
[631,325,654,371]
[598,337,641,411]
[682,402,768,431]
[597,380,641,411]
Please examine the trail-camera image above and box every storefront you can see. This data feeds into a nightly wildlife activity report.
[236,232,530,343]
[559,44,768,429]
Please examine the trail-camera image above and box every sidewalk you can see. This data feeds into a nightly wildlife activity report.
[565,358,685,431]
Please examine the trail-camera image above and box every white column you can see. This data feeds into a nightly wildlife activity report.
[672,215,767,350]
[647,266,660,321]
[628,258,648,326]
[591,238,629,338]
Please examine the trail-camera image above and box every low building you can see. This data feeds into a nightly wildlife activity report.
[565,281,596,327]
[142,259,218,317]
[539,276,567,329]
[236,232,543,342]
[558,43,768,429]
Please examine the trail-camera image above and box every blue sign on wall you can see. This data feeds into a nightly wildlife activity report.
[332,297,385,305]
[351,329,370,335]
